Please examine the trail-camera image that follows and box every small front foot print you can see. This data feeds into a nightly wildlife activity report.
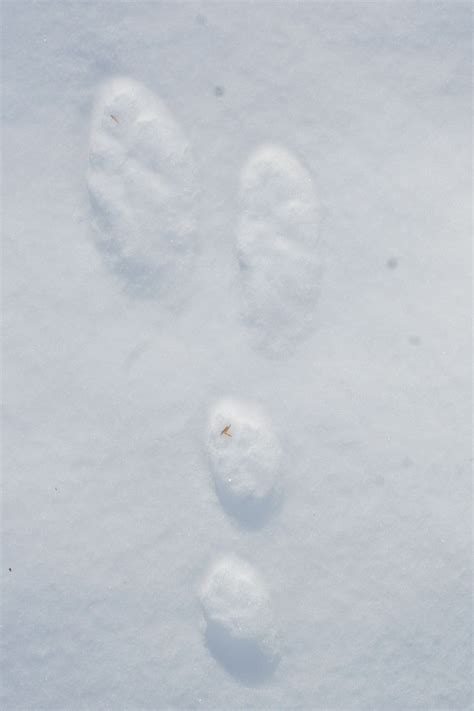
[87,77,197,300]
[237,144,321,355]
[200,555,281,684]
[207,399,282,528]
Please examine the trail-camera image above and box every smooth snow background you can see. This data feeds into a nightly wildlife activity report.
[2,1,472,709]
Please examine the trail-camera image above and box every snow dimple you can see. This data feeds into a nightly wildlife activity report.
[207,399,282,527]
[237,144,321,355]
[87,77,197,299]
[200,556,280,683]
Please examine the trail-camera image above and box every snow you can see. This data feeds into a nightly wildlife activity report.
[2,1,471,710]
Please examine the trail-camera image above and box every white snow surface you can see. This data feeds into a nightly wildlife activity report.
[2,2,472,710]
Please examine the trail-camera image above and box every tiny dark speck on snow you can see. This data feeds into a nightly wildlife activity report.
[386,257,398,269]
[214,86,224,97]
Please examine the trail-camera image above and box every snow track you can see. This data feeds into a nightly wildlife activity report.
[200,556,281,684]
[88,77,197,300]
[207,399,282,528]
[237,145,321,355]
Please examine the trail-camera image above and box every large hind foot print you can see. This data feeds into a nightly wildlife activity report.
[87,77,197,299]
[237,145,320,355]
[207,399,282,528]
[200,556,281,684]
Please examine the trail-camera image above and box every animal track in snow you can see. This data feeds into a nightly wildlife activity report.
[207,399,282,527]
[199,555,280,683]
[237,144,320,355]
[87,77,197,299]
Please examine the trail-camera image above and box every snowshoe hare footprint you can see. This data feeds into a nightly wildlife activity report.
[238,145,321,355]
[200,555,281,684]
[88,77,197,299]
[207,399,282,528]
